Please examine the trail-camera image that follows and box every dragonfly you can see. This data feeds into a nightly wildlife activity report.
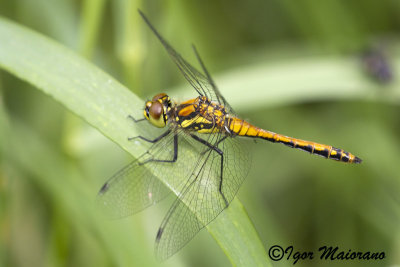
[97,10,362,260]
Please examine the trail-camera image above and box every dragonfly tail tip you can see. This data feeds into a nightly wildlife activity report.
[353,156,363,164]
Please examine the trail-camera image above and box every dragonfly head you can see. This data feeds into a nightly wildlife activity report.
[144,93,171,128]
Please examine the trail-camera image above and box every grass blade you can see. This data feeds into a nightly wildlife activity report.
[0,17,269,265]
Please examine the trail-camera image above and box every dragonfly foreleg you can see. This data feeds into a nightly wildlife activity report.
[127,114,146,123]
[189,134,229,206]
[128,129,171,143]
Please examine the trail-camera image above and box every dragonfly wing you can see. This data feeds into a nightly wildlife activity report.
[191,44,236,114]
[139,10,235,114]
[97,156,171,219]
[97,130,175,218]
[155,132,251,260]
[97,126,214,219]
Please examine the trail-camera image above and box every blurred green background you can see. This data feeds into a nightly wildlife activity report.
[1,0,400,266]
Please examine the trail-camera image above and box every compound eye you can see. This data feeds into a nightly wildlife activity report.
[147,101,166,128]
[152,93,167,102]
[149,101,163,120]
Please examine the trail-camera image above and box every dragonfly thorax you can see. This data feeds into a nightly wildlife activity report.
[144,93,172,128]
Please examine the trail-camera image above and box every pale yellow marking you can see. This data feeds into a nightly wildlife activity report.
[212,109,223,117]
[246,126,259,136]
[278,136,291,143]
[295,140,310,147]
[313,144,326,151]
[181,116,212,128]
[239,123,249,135]
[293,139,298,147]
[194,117,211,124]
[231,120,242,133]
[260,130,275,139]
[180,118,196,128]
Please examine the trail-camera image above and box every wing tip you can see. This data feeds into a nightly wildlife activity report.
[155,227,169,261]
[155,227,164,242]
[98,182,110,194]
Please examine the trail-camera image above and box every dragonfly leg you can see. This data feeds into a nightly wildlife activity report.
[127,114,146,123]
[199,135,227,156]
[139,133,178,165]
[128,129,171,143]
[189,134,229,206]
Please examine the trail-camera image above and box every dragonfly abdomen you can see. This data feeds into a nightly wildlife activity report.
[228,118,362,164]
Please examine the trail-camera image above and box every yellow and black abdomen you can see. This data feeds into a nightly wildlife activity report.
[228,117,362,164]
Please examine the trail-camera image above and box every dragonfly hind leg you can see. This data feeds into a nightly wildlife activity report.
[189,134,229,206]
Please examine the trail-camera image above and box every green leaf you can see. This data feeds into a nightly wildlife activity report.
[209,199,271,266]
[0,17,270,266]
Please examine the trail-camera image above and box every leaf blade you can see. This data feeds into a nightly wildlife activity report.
[0,17,269,265]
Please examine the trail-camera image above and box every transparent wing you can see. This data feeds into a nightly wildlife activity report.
[139,10,235,114]
[191,45,236,114]
[154,132,251,260]
[97,127,200,219]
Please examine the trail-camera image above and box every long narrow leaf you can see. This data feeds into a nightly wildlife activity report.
[0,17,269,266]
